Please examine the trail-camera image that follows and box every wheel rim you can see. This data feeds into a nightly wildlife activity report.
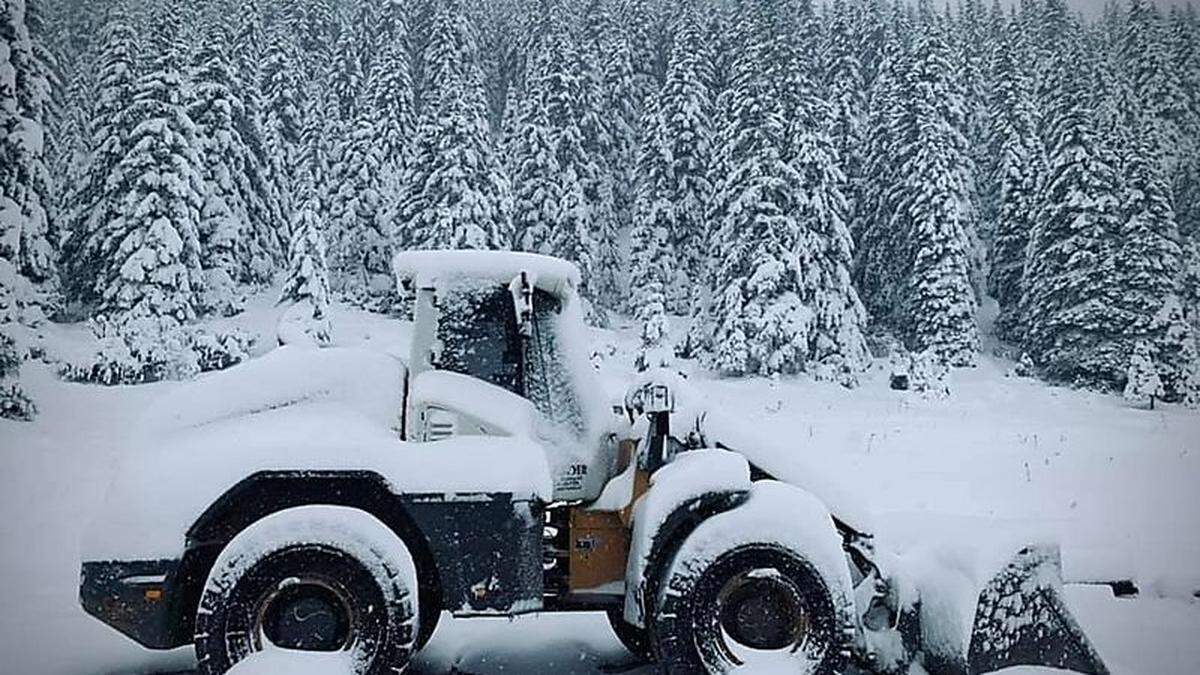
[715,568,809,658]
[255,577,355,652]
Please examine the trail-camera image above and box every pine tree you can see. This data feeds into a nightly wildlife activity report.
[59,17,138,315]
[538,11,598,302]
[704,56,867,379]
[592,31,640,312]
[1023,31,1125,389]
[630,93,675,371]
[508,73,561,255]
[873,7,978,365]
[987,20,1045,342]
[1116,116,1186,358]
[1123,339,1164,409]
[853,10,910,323]
[260,28,305,229]
[659,5,713,314]
[278,177,332,348]
[1,0,55,322]
[188,27,253,315]
[405,0,511,250]
[97,43,206,343]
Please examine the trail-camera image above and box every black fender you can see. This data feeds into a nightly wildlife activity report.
[174,471,445,648]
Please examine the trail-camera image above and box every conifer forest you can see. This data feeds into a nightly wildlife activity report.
[3,0,1200,418]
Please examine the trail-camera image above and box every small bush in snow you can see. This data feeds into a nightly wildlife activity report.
[1123,340,1164,410]
[193,328,257,373]
[61,316,200,386]
[0,383,37,421]
[910,349,951,398]
[61,318,257,387]
[1014,352,1036,378]
[0,330,36,421]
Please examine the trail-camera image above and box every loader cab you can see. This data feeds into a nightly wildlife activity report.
[394,251,616,502]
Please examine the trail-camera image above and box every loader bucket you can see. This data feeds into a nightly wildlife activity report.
[966,545,1109,675]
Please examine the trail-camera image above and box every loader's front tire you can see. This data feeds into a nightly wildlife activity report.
[654,543,849,674]
[194,506,418,675]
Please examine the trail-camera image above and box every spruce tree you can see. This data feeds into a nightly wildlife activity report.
[60,17,138,315]
[508,73,561,255]
[406,0,512,250]
[1023,32,1125,388]
[188,27,253,315]
[96,41,206,358]
[1,0,53,294]
[1116,116,1192,400]
[630,93,675,370]
[659,6,714,314]
[538,14,597,298]
[278,181,332,347]
[987,20,1045,342]
[593,32,640,312]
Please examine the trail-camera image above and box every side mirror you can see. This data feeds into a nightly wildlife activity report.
[510,270,534,338]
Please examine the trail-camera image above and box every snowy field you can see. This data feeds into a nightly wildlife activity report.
[2,296,1199,675]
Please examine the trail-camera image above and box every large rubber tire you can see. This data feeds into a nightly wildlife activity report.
[653,543,850,675]
[606,608,654,661]
[194,506,418,675]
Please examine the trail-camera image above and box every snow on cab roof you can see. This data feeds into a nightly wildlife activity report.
[393,250,581,294]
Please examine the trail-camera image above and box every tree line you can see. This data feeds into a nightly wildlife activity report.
[2,0,1199,418]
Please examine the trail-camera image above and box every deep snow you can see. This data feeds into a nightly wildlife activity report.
[1,293,1198,674]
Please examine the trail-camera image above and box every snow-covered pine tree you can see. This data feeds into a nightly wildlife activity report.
[260,27,304,227]
[507,70,561,255]
[1170,7,1200,334]
[853,8,910,323]
[705,81,802,376]
[1123,339,1164,409]
[705,22,869,382]
[227,2,286,286]
[1023,29,1126,389]
[822,0,868,229]
[592,31,640,313]
[278,174,333,348]
[659,4,713,315]
[97,44,206,325]
[537,10,597,299]
[987,18,1045,343]
[886,6,978,366]
[59,16,137,316]
[630,92,674,371]
[1120,0,1189,179]
[326,102,385,303]
[188,26,253,316]
[1115,112,1191,399]
[86,32,207,380]
[406,0,512,250]
[1,0,55,322]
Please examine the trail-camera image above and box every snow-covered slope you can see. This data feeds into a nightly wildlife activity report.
[1,299,1198,675]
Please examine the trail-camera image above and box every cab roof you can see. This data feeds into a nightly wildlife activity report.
[393,250,581,296]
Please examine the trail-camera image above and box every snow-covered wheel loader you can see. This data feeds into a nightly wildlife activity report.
[79,251,1109,674]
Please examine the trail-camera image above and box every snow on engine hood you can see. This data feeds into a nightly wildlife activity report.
[82,346,553,562]
[628,368,875,535]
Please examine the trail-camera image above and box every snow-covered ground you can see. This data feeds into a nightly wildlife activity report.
[2,295,1198,674]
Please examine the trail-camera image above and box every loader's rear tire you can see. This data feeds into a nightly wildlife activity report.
[654,543,849,674]
[194,506,418,675]
[607,608,654,661]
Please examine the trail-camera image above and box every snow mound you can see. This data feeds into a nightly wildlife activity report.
[227,648,354,674]
[139,346,405,437]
